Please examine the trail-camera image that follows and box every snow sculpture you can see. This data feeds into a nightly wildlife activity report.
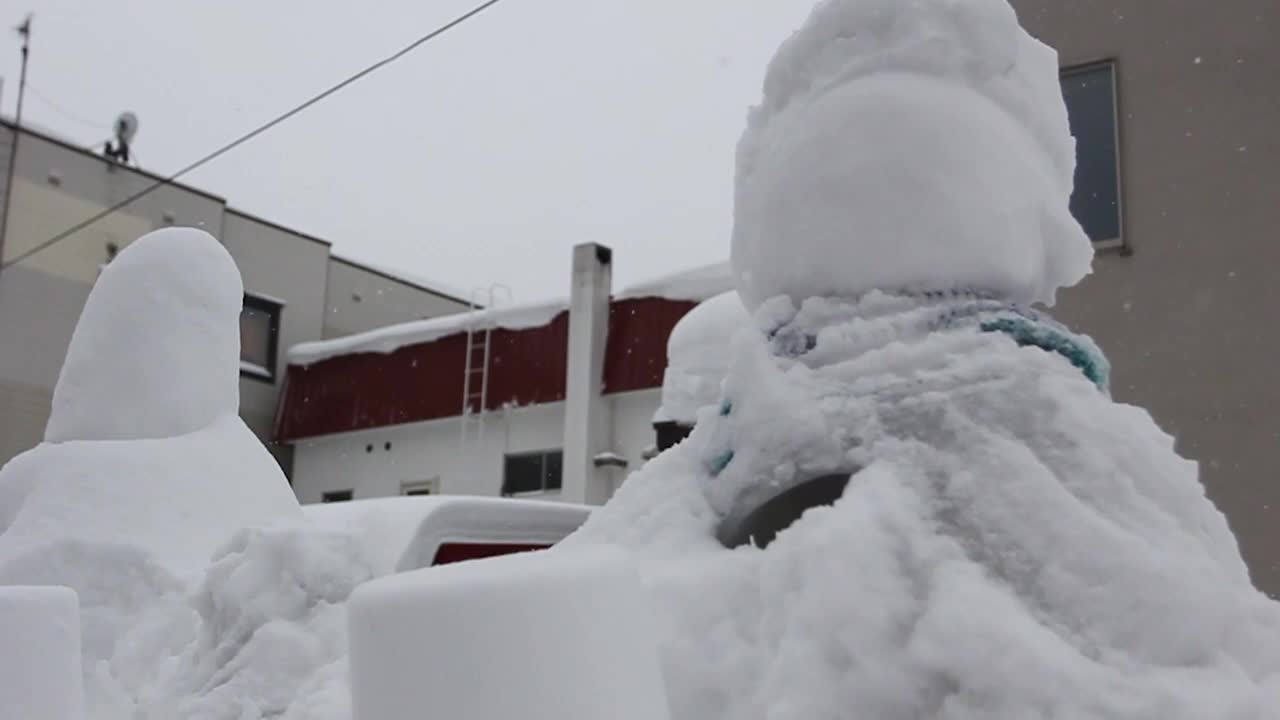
[46,227,242,442]
[565,1,1280,717]
[0,228,301,579]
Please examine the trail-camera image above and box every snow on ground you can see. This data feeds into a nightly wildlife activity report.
[730,0,1093,311]
[657,291,753,424]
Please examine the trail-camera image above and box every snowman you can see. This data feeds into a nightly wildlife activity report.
[564,0,1280,717]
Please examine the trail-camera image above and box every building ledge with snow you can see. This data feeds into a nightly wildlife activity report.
[273,248,733,506]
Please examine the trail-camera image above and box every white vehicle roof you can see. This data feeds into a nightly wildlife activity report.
[302,495,592,575]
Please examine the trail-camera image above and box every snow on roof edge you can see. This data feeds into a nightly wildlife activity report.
[288,298,568,366]
[616,261,735,302]
[290,262,737,366]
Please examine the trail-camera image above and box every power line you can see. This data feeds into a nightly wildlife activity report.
[26,86,112,130]
[2,0,507,270]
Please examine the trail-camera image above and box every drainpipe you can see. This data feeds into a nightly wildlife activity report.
[561,243,612,506]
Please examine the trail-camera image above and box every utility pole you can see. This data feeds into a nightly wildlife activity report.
[0,14,32,280]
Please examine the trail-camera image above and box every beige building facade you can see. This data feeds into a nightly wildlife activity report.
[0,121,470,475]
[1011,0,1280,597]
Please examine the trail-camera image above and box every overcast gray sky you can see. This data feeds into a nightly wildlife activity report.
[0,0,815,303]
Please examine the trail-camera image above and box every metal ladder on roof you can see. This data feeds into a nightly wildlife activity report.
[460,284,512,446]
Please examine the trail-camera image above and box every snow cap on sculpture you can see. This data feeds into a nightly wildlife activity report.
[730,0,1094,311]
[46,227,243,442]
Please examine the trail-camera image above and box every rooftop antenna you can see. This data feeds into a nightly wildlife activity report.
[104,111,138,166]
[0,14,33,279]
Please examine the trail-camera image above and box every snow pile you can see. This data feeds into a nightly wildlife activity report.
[349,546,670,720]
[124,525,371,718]
[567,292,1280,718]
[288,298,566,366]
[0,585,84,720]
[731,0,1093,311]
[657,291,753,424]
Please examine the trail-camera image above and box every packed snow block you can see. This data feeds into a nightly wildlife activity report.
[0,585,85,720]
[348,546,671,720]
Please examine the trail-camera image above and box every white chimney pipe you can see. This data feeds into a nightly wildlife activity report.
[562,243,612,505]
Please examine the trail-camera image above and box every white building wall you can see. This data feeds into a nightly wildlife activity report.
[291,389,662,505]
[324,258,470,340]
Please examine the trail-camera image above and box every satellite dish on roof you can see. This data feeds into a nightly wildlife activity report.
[114,112,139,144]
[105,112,138,166]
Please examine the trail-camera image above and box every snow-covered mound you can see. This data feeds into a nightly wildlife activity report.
[657,291,753,425]
[730,0,1093,311]
[566,292,1280,718]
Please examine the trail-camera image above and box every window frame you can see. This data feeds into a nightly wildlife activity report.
[501,449,564,497]
[401,479,440,497]
[321,489,354,503]
[240,293,283,383]
[1060,59,1126,251]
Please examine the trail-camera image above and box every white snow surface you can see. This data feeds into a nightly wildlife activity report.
[46,228,243,443]
[617,261,736,302]
[565,292,1280,719]
[349,546,670,720]
[0,585,84,720]
[0,415,301,581]
[287,298,566,366]
[730,0,1093,311]
[657,291,754,424]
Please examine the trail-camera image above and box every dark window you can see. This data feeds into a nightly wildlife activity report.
[1061,62,1122,244]
[502,450,564,496]
[322,489,353,503]
[240,294,282,382]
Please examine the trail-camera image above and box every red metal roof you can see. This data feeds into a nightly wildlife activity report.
[274,297,697,441]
